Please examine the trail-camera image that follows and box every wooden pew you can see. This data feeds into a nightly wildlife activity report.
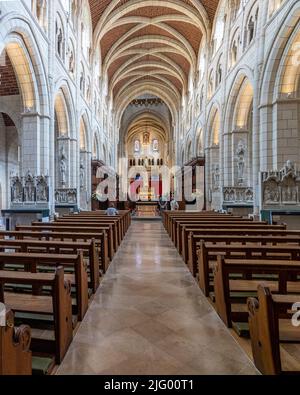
[162,210,230,229]
[15,225,114,261]
[170,216,252,243]
[248,285,300,375]
[71,210,131,232]
[198,241,300,296]
[0,267,73,364]
[167,214,238,238]
[0,230,109,273]
[0,251,88,321]
[163,211,235,234]
[0,238,99,293]
[178,221,278,256]
[66,210,131,236]
[0,308,32,375]
[55,218,122,248]
[36,220,120,251]
[188,230,300,277]
[213,256,300,328]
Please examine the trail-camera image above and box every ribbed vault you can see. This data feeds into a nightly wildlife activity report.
[89,0,220,110]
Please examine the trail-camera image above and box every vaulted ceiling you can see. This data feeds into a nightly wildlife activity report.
[89,1,220,108]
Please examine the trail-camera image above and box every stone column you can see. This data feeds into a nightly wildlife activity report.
[21,112,41,174]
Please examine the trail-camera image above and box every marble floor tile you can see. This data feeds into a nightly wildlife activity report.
[57,220,258,375]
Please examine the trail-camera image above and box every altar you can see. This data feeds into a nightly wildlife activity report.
[135,202,158,217]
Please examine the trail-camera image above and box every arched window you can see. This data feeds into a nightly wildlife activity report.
[230,0,241,23]
[198,40,206,82]
[81,2,92,62]
[248,17,255,44]
[197,129,203,155]
[94,48,101,89]
[211,111,220,146]
[80,118,87,151]
[245,8,259,48]
[31,0,48,31]
[134,140,140,153]
[212,1,226,55]
[93,134,100,160]
[71,0,78,25]
[152,139,159,152]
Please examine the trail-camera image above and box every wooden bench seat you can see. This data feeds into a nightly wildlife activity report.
[0,268,73,364]
[0,238,99,292]
[0,230,109,273]
[15,225,114,261]
[170,218,253,247]
[198,242,300,296]
[166,214,240,237]
[58,216,126,241]
[0,251,88,321]
[180,224,286,260]
[213,256,300,328]
[170,217,257,243]
[163,212,238,233]
[248,285,300,375]
[178,222,281,256]
[188,231,300,275]
[54,219,122,248]
[69,210,131,232]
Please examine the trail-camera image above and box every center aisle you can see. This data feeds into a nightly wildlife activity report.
[57,221,257,375]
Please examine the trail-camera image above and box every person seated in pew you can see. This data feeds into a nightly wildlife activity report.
[170,196,179,211]
[105,203,119,217]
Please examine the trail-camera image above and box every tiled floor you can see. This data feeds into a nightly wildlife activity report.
[57,221,258,375]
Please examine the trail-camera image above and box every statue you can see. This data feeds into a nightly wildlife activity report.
[11,176,23,203]
[236,140,246,185]
[24,170,35,202]
[69,49,74,74]
[80,159,85,189]
[143,132,150,145]
[212,164,220,190]
[281,160,295,178]
[36,176,48,202]
[60,146,67,187]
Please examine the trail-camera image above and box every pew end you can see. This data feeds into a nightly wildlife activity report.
[248,285,300,375]
[0,309,32,375]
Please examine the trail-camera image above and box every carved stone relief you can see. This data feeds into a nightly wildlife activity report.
[236,140,246,186]
[10,172,50,206]
[261,161,300,208]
